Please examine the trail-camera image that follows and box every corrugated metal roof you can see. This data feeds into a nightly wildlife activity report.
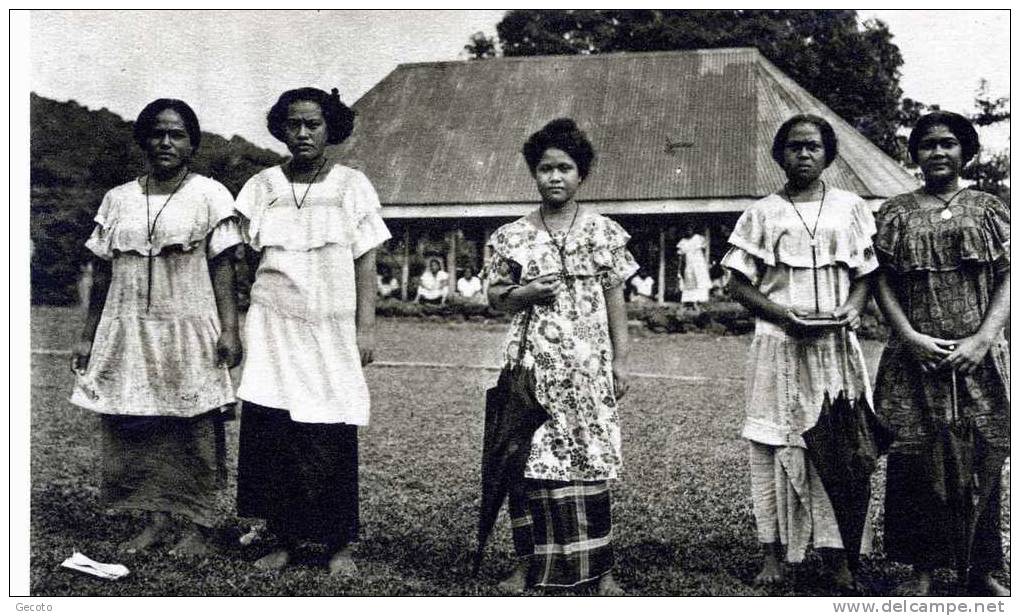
[334,48,918,206]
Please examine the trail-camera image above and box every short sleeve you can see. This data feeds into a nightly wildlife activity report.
[596,218,639,290]
[483,227,523,287]
[346,171,391,258]
[849,199,879,280]
[207,219,243,259]
[721,246,763,287]
[204,181,242,258]
[983,196,1010,274]
[233,175,263,246]
[83,191,116,260]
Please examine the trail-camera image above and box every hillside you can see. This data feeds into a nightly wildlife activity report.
[29,93,283,304]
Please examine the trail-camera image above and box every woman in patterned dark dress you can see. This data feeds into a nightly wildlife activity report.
[874,111,1010,596]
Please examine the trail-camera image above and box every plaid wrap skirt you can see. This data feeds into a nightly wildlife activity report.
[509,479,614,587]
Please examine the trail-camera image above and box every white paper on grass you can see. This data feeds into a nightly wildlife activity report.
[60,551,130,580]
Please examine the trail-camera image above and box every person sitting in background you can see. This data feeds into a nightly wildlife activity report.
[456,266,485,303]
[628,269,655,302]
[377,266,400,300]
[415,258,448,305]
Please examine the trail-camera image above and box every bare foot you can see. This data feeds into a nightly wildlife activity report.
[328,546,358,577]
[827,551,860,594]
[754,553,785,585]
[497,563,528,595]
[169,528,214,558]
[255,548,291,571]
[894,570,932,596]
[119,513,170,554]
[597,572,625,596]
[968,572,1009,597]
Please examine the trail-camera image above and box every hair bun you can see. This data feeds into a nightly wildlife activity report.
[331,87,340,97]
[545,118,578,133]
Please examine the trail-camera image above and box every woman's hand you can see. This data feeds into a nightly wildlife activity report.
[782,309,829,338]
[612,357,630,400]
[517,274,562,306]
[215,330,243,369]
[939,333,992,375]
[905,331,955,372]
[70,339,92,374]
[357,329,375,366]
[831,303,862,330]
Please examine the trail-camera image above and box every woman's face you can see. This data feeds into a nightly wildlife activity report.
[283,100,328,163]
[915,124,964,184]
[780,122,826,185]
[429,260,440,273]
[146,108,193,176]
[534,148,581,205]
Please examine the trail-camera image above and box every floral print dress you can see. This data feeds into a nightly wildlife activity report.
[484,212,639,482]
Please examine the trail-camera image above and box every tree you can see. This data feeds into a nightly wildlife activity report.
[491,10,905,158]
[464,31,497,60]
[963,79,1010,200]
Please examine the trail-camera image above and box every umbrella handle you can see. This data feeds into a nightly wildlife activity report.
[949,369,958,423]
[838,327,854,398]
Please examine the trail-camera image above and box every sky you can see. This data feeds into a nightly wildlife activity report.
[29,9,1010,153]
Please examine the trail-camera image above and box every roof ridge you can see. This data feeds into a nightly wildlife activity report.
[394,46,761,70]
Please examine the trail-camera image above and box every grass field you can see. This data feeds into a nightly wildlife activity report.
[27,306,1008,596]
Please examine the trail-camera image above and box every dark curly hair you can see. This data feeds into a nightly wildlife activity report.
[771,114,838,167]
[908,110,980,165]
[133,99,202,150]
[522,118,596,180]
[267,87,355,145]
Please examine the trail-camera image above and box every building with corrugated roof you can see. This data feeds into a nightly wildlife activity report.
[334,47,918,302]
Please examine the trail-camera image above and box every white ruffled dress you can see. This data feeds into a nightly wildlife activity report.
[234,164,391,425]
[69,174,242,417]
[721,187,879,561]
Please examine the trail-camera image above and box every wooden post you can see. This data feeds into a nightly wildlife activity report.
[446,229,458,301]
[400,224,410,301]
[657,226,666,305]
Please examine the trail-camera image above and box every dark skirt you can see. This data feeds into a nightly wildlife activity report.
[236,402,359,547]
[509,479,614,588]
[100,409,228,527]
[884,452,1003,572]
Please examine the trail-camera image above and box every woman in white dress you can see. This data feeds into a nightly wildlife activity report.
[677,225,711,305]
[722,114,877,591]
[70,99,243,556]
[234,87,391,575]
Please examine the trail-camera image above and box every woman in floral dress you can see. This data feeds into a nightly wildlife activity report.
[485,118,638,595]
[722,114,877,591]
[70,98,243,557]
[874,111,1010,596]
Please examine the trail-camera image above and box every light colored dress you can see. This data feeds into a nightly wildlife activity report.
[234,163,391,424]
[70,174,241,417]
[418,269,449,300]
[677,233,711,303]
[485,212,639,481]
[721,187,878,562]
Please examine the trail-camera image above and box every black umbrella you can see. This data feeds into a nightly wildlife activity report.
[802,330,896,570]
[926,370,995,583]
[473,309,550,575]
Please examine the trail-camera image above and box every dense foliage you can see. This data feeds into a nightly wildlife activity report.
[29,93,282,304]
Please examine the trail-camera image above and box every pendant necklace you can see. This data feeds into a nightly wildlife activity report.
[144,169,190,312]
[785,180,826,314]
[930,187,966,221]
[539,203,580,302]
[287,158,328,209]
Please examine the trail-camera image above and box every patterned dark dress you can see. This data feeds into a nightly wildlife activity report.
[874,188,1010,571]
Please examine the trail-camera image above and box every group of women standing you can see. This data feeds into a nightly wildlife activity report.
[726,111,1009,597]
[68,85,1008,597]
[70,88,389,575]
